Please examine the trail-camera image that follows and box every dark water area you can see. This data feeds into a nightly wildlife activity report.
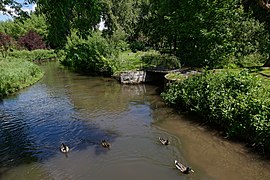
[0,61,269,180]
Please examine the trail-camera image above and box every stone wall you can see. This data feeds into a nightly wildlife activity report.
[120,71,147,84]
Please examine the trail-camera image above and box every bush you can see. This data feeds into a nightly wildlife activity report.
[9,49,57,61]
[0,57,44,98]
[0,32,14,57]
[60,31,115,76]
[141,53,180,69]
[130,40,146,52]
[18,30,46,51]
[161,70,270,152]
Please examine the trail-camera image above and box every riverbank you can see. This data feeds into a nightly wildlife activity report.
[162,69,270,154]
[0,57,44,98]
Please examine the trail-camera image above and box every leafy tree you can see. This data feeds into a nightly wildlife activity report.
[0,13,48,41]
[32,0,102,48]
[61,31,114,75]
[243,0,270,66]
[18,30,46,50]
[102,0,144,36]
[139,0,269,68]
[0,0,32,18]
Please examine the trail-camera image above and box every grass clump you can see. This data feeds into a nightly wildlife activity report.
[9,49,57,61]
[0,57,44,98]
[161,69,270,152]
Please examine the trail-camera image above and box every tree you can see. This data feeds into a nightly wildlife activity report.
[0,0,32,18]
[0,13,48,41]
[243,0,270,66]
[30,0,102,48]
[101,0,144,36]
[137,0,269,68]
[18,30,46,50]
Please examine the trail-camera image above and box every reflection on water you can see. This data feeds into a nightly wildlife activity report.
[0,83,118,168]
[0,61,269,180]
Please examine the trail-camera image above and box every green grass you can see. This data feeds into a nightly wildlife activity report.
[9,49,57,61]
[111,51,154,74]
[111,50,180,75]
[0,57,44,98]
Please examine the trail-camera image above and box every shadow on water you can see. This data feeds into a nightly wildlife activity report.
[0,84,118,170]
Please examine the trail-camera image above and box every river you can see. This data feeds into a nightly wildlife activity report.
[0,61,269,180]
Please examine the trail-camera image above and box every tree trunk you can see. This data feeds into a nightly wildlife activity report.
[263,56,270,66]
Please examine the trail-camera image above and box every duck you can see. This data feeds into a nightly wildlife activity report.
[175,160,194,174]
[101,139,111,149]
[60,143,69,153]
[159,137,170,145]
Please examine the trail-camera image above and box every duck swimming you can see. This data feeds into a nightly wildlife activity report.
[175,160,194,174]
[60,143,69,153]
[101,139,111,149]
[159,137,170,145]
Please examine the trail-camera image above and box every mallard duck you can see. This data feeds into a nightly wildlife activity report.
[175,160,194,174]
[101,139,111,149]
[60,143,69,153]
[159,137,170,145]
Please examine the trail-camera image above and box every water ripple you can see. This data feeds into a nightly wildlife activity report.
[0,84,117,168]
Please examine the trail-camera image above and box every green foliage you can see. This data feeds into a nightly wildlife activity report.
[106,28,129,53]
[102,0,144,37]
[142,53,180,69]
[9,49,56,61]
[111,50,180,74]
[111,51,146,74]
[0,32,14,57]
[36,0,102,48]
[130,40,146,52]
[60,31,114,76]
[162,70,270,151]
[0,57,44,98]
[0,14,48,41]
[139,0,269,68]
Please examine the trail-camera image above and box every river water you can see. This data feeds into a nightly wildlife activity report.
[0,62,269,180]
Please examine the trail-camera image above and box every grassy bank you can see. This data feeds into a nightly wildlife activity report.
[162,70,270,153]
[0,57,44,98]
[9,49,57,62]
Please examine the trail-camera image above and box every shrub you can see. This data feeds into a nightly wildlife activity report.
[60,31,115,76]
[18,30,46,51]
[9,49,57,61]
[0,32,14,57]
[141,53,180,69]
[0,57,44,98]
[161,70,270,152]
[130,40,146,52]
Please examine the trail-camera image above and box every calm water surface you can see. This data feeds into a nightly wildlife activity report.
[0,62,269,180]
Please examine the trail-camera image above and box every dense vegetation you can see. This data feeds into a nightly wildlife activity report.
[60,31,114,76]
[0,56,44,98]
[1,0,270,153]
[162,70,270,152]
